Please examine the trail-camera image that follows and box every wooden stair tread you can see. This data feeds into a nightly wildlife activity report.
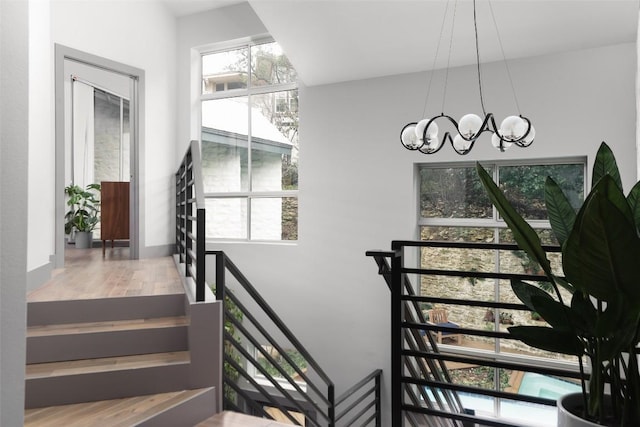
[197,411,293,427]
[26,351,190,379]
[24,388,211,427]
[27,315,188,337]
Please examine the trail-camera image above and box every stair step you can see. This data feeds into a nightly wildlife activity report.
[25,352,192,408]
[27,294,186,326]
[27,316,189,337]
[26,351,190,379]
[25,387,216,427]
[197,411,292,427]
[26,316,189,364]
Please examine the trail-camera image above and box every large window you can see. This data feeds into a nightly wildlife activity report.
[200,40,298,241]
[418,160,586,425]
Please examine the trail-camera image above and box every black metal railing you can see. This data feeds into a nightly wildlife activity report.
[175,140,382,425]
[210,250,382,426]
[367,250,464,427]
[369,240,584,427]
[175,140,206,301]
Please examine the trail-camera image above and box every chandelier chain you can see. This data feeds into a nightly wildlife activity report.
[473,0,487,116]
[441,0,458,114]
[422,0,452,118]
[488,0,522,114]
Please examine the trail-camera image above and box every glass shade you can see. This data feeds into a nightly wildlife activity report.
[401,124,419,149]
[500,116,526,140]
[458,114,482,138]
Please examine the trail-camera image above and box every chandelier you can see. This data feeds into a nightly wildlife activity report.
[400,0,534,155]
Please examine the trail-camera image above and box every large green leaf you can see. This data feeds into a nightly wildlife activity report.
[477,163,552,277]
[563,178,640,303]
[592,142,622,191]
[508,326,584,356]
[511,279,553,311]
[627,181,640,233]
[545,176,576,247]
[570,292,597,336]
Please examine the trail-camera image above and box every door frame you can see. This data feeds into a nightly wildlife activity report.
[54,44,145,266]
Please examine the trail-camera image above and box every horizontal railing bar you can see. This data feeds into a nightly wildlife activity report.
[225,332,321,427]
[224,312,328,418]
[354,412,377,427]
[365,250,395,258]
[339,398,376,426]
[186,248,197,263]
[335,369,382,406]
[223,383,270,418]
[403,321,512,340]
[217,253,334,388]
[401,267,552,282]
[403,405,521,427]
[335,384,375,421]
[404,349,582,379]
[403,295,528,310]
[224,352,300,425]
[403,376,556,406]
[392,239,561,252]
[224,291,331,409]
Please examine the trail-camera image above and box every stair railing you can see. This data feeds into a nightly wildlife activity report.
[210,250,382,426]
[175,140,206,301]
[371,240,583,427]
[175,140,381,425]
[367,250,463,427]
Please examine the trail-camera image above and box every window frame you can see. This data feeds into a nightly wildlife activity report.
[198,37,299,242]
[416,157,588,423]
[417,157,587,233]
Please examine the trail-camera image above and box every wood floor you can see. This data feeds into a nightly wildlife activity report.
[27,247,184,302]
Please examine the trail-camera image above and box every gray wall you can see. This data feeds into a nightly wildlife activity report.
[198,41,636,424]
[1,0,29,424]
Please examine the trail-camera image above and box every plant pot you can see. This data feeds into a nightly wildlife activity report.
[558,393,610,427]
[74,231,93,249]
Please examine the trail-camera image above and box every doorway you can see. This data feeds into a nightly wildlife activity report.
[54,45,145,267]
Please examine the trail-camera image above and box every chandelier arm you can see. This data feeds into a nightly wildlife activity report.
[400,122,421,150]
[418,136,446,155]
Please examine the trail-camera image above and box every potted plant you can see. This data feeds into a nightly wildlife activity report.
[65,183,101,249]
[477,142,640,426]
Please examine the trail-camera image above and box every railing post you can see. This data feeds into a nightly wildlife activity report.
[216,252,225,302]
[196,208,205,302]
[391,241,403,427]
[327,383,335,427]
[375,372,382,427]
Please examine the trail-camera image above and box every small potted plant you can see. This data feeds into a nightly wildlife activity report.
[65,183,101,249]
[477,142,640,426]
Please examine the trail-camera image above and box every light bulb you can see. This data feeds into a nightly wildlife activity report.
[415,118,439,142]
[453,134,471,152]
[500,116,526,140]
[424,133,439,151]
[492,133,512,151]
[458,114,482,138]
[401,125,419,149]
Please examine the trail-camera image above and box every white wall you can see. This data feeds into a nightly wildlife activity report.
[51,0,178,251]
[1,0,29,424]
[28,0,53,275]
[189,39,636,423]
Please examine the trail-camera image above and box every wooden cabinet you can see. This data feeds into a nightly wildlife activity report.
[100,181,129,255]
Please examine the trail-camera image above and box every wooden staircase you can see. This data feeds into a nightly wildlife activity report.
[24,294,220,426]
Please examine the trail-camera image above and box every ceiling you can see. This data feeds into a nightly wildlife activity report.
[166,0,639,87]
